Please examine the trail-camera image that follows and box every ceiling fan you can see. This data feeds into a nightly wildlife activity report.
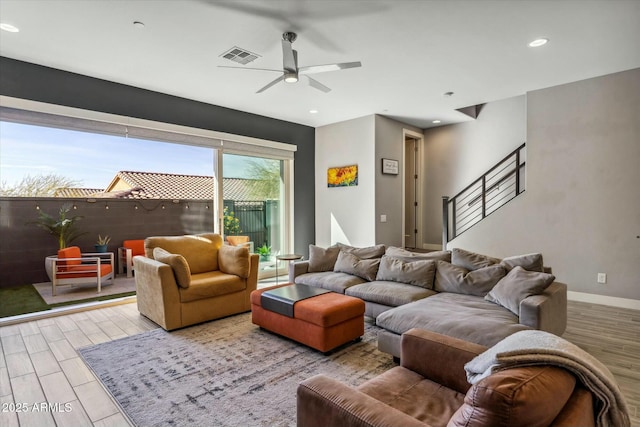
[219,32,361,93]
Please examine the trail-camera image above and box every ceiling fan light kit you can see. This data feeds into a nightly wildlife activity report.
[219,32,361,93]
[284,72,299,83]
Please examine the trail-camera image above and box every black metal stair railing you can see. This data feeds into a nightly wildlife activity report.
[442,143,526,245]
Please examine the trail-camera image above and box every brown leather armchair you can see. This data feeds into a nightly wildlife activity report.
[297,328,596,427]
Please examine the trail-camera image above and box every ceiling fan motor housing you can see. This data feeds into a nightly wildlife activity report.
[282,32,298,43]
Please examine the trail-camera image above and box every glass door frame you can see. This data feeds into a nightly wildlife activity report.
[217,149,295,280]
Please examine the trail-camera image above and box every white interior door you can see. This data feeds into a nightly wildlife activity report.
[404,137,418,248]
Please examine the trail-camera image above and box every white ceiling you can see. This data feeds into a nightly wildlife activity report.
[1,0,639,129]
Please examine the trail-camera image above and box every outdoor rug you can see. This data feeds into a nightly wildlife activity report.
[34,276,136,305]
[78,312,396,427]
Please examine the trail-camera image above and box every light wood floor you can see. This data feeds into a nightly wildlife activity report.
[1,300,638,426]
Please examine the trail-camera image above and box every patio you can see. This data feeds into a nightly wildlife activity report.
[33,276,136,306]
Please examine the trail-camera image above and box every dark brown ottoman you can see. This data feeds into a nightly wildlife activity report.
[251,283,365,353]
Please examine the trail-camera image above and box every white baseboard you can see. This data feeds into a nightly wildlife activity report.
[422,243,444,251]
[567,291,640,310]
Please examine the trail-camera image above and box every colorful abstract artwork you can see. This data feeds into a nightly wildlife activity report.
[327,164,358,187]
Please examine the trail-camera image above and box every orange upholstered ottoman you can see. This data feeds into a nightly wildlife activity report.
[251,283,365,353]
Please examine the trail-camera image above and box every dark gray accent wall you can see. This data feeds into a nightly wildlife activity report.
[0,56,315,268]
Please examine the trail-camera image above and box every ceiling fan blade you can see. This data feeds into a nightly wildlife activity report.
[306,76,331,93]
[256,75,285,93]
[281,39,297,72]
[218,65,283,73]
[299,61,362,75]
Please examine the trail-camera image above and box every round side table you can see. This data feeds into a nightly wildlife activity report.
[275,253,303,284]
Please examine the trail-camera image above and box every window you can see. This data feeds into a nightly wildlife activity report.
[0,98,296,315]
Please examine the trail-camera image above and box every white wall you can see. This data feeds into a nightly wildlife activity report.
[422,96,527,245]
[315,115,376,247]
[436,69,640,301]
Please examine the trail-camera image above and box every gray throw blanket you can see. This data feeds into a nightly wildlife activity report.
[465,330,629,427]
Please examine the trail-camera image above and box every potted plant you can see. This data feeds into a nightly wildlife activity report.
[256,244,272,262]
[95,234,111,253]
[33,203,86,280]
[33,203,86,249]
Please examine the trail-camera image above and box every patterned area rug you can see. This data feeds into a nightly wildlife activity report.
[79,312,395,427]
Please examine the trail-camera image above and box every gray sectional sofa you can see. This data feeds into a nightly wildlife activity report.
[289,244,567,358]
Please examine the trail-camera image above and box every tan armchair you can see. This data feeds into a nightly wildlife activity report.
[298,329,598,427]
[133,233,259,330]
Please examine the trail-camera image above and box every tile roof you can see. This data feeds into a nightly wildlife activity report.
[53,188,105,197]
[59,171,273,201]
[105,171,214,199]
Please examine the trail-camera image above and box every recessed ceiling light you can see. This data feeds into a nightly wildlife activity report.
[443,91,454,97]
[309,109,319,114]
[528,38,548,47]
[0,23,19,33]
[432,120,441,124]
[133,21,145,29]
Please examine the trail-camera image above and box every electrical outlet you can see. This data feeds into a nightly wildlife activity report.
[597,273,607,284]
[380,215,387,223]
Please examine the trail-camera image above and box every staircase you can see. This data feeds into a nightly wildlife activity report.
[442,143,526,245]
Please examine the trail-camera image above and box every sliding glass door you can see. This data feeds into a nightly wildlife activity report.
[222,153,290,279]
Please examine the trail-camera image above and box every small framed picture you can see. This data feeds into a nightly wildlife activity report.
[381,158,399,175]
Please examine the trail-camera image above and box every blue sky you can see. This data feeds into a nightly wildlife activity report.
[0,121,255,188]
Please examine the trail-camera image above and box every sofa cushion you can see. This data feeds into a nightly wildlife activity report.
[307,244,341,272]
[358,366,465,426]
[451,248,500,271]
[218,244,250,279]
[337,243,386,259]
[485,266,556,315]
[346,281,437,307]
[123,239,145,256]
[376,293,530,347]
[294,271,366,293]
[385,246,451,263]
[179,271,246,303]
[449,366,576,427]
[500,253,544,272]
[334,251,380,281]
[146,233,222,273]
[57,246,82,266]
[376,255,436,289]
[153,247,191,289]
[434,261,506,296]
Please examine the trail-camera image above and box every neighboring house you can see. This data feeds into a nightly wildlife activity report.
[55,171,275,202]
[53,187,105,198]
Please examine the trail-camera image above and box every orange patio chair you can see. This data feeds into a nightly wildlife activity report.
[51,246,114,296]
[118,239,145,278]
[226,235,254,253]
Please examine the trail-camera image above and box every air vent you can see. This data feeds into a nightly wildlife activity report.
[220,46,260,65]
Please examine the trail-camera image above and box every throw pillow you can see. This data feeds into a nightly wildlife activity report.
[434,261,506,296]
[500,253,544,272]
[375,255,437,289]
[337,243,386,259]
[307,244,341,272]
[153,247,191,289]
[218,245,250,279]
[452,248,501,271]
[485,266,556,315]
[385,246,451,262]
[334,250,380,281]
